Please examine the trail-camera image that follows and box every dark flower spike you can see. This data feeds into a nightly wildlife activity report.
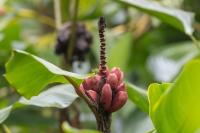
[79,17,128,114]
[78,17,128,133]
[98,17,107,77]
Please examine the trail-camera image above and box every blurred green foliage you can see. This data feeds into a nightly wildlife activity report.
[0,0,200,133]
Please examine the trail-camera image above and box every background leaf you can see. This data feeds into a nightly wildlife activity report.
[0,106,12,124]
[147,42,198,82]
[118,0,194,35]
[127,83,149,113]
[0,84,78,124]
[107,32,132,72]
[62,122,100,133]
[79,0,99,19]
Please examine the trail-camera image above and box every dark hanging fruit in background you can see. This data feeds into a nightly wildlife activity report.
[55,22,93,62]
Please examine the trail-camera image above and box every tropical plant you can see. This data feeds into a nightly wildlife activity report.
[1,0,200,133]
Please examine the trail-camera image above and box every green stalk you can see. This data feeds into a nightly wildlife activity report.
[190,35,200,52]
[54,0,62,29]
[66,0,79,63]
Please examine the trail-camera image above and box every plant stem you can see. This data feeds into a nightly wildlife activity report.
[53,1,68,132]
[190,35,200,52]
[94,17,112,133]
[95,111,111,133]
[66,0,79,62]
[59,108,70,133]
[64,76,112,133]
[70,101,81,128]
[54,0,81,132]
[54,0,62,29]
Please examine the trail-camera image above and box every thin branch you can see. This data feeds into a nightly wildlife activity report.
[54,0,62,29]
[190,35,200,52]
[64,76,99,122]
[66,0,79,62]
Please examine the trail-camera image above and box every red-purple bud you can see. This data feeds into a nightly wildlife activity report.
[82,80,89,90]
[92,75,101,91]
[79,84,85,93]
[90,77,98,89]
[83,75,100,90]
[110,91,128,112]
[86,90,97,102]
[107,73,118,88]
[99,66,109,76]
[79,66,127,113]
[111,67,124,83]
[100,84,112,111]
[116,83,126,92]
[105,66,110,76]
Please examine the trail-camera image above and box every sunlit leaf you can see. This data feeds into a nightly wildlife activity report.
[19,84,78,108]
[119,0,194,35]
[5,50,86,98]
[127,83,149,113]
[148,59,200,132]
[148,83,171,120]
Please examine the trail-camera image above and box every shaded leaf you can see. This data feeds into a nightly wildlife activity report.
[119,0,194,35]
[19,84,78,108]
[0,84,79,124]
[127,82,149,113]
[0,20,22,65]
[0,106,12,124]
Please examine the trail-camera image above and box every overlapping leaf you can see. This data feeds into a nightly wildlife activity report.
[127,83,149,113]
[148,59,200,132]
[148,83,171,121]
[0,84,78,124]
[5,50,86,98]
[19,84,78,108]
[0,106,12,123]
